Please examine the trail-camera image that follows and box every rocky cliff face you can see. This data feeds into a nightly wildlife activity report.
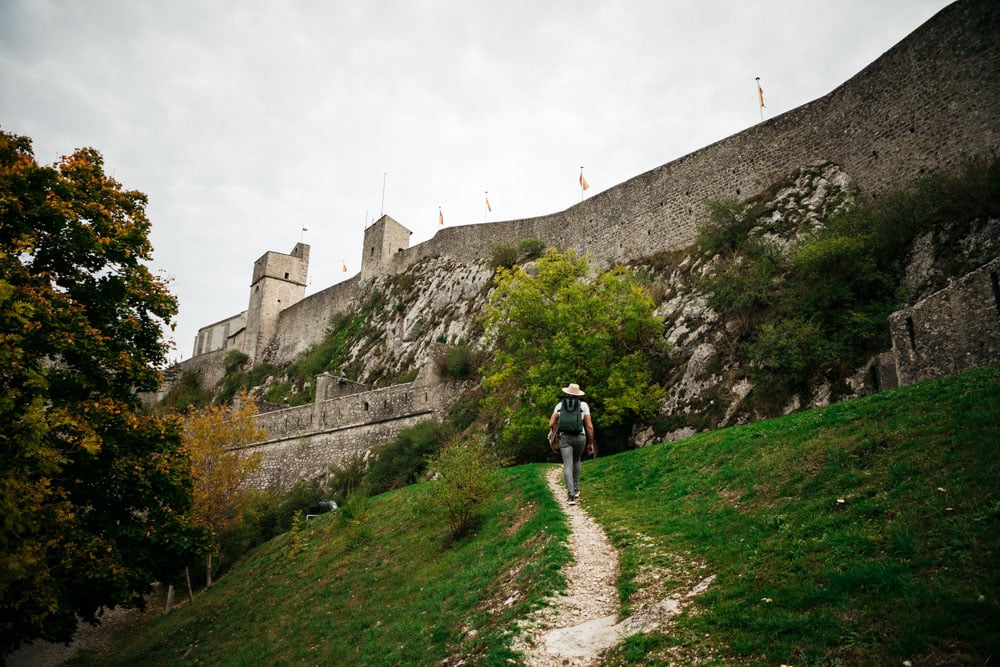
[334,257,494,386]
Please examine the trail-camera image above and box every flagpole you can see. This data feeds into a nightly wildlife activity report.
[484,190,488,222]
[756,77,763,122]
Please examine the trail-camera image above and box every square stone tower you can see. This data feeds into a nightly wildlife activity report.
[361,215,412,281]
[244,242,310,363]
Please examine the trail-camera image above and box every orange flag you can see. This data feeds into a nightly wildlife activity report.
[579,168,590,191]
[341,261,348,273]
[485,193,492,212]
[757,79,765,108]
[438,207,444,225]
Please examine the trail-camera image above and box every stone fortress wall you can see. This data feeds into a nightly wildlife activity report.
[194,0,998,370]
[233,364,458,489]
[177,0,999,487]
[245,0,998,370]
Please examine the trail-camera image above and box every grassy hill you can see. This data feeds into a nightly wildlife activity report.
[74,365,999,666]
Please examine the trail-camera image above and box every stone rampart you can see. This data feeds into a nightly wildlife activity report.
[184,0,998,373]
[890,257,1000,386]
[235,365,457,489]
[372,0,998,278]
[266,276,361,365]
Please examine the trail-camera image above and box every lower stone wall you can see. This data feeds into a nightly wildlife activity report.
[236,411,437,490]
[235,364,459,489]
[890,257,1000,386]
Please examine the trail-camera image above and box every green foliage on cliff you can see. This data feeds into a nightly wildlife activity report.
[481,248,668,463]
[489,237,547,269]
[697,156,1000,400]
[157,368,212,412]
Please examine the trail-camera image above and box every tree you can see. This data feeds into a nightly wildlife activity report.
[183,396,265,587]
[0,130,210,655]
[481,248,667,463]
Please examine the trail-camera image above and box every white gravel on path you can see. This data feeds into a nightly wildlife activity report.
[512,466,714,666]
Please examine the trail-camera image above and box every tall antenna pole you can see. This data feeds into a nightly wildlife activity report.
[380,172,387,217]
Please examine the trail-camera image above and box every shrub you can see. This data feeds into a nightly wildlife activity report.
[366,421,455,494]
[326,453,369,506]
[447,386,485,432]
[158,368,211,412]
[489,243,520,269]
[223,349,250,374]
[423,435,502,540]
[518,237,546,260]
[696,198,761,257]
[433,345,482,380]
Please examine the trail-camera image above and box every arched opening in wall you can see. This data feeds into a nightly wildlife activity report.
[364,401,370,411]
[905,316,917,351]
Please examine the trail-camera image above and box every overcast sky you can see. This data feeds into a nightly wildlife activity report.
[1,0,952,360]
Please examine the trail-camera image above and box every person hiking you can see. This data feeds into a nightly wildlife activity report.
[549,383,595,505]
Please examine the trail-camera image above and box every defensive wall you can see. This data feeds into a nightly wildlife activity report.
[364,0,999,280]
[188,0,998,371]
[232,364,458,489]
[890,257,1000,386]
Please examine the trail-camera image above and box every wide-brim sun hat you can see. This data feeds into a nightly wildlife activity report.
[562,383,585,396]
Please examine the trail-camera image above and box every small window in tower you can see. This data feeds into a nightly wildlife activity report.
[284,272,289,279]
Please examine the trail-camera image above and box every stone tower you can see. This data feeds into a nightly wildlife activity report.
[243,242,310,363]
[361,215,412,281]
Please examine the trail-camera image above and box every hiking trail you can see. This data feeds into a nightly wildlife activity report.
[512,466,714,666]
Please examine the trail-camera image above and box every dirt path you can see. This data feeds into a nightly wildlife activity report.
[512,466,714,666]
[4,606,141,667]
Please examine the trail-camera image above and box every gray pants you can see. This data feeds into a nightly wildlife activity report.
[559,431,587,498]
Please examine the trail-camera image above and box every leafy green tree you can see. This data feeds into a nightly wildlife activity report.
[481,248,666,462]
[0,131,210,655]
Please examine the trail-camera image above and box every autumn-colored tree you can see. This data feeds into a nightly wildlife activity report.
[0,130,210,656]
[481,248,667,463]
[183,396,265,587]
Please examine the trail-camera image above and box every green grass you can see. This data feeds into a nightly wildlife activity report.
[72,466,570,666]
[73,365,999,666]
[592,364,1000,665]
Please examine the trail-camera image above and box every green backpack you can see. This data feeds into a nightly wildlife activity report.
[558,396,584,434]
